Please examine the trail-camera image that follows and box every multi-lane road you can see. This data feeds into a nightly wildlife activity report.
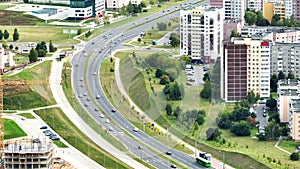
[71,1,213,168]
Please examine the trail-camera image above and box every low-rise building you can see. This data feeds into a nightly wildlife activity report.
[0,44,15,75]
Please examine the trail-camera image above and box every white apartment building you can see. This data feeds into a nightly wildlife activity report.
[180,6,224,63]
[28,0,70,5]
[0,44,15,74]
[222,38,271,102]
[106,0,130,10]
[69,0,105,19]
[246,0,263,11]
[223,0,246,23]
[289,98,300,142]
[285,0,293,18]
[95,0,105,16]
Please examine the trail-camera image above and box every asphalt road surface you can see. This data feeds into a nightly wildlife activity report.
[71,1,213,168]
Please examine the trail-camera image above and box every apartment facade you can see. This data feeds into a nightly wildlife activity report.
[263,1,286,21]
[106,0,130,10]
[209,0,223,7]
[246,0,263,12]
[293,0,300,22]
[271,43,300,78]
[69,0,105,19]
[222,38,271,102]
[223,19,243,41]
[289,98,300,142]
[180,6,224,63]
[223,0,246,23]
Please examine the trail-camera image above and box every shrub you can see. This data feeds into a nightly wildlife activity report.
[290,152,299,161]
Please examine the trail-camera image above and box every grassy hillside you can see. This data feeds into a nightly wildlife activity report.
[4,118,27,139]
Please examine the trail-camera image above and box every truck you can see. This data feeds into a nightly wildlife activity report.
[196,152,212,168]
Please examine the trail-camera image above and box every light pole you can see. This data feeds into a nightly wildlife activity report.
[220,151,225,169]
[18,102,21,110]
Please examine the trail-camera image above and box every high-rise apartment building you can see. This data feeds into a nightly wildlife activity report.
[289,98,300,142]
[222,38,271,102]
[294,0,300,21]
[180,6,224,63]
[285,0,293,18]
[223,0,246,23]
[272,43,300,78]
[246,0,263,12]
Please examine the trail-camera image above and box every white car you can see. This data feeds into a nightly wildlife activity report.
[133,127,139,132]
[99,114,104,118]
[105,119,110,123]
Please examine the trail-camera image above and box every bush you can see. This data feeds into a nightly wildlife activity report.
[290,152,299,161]
[143,9,148,12]
[157,4,161,7]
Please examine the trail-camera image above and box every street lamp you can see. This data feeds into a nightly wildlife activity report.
[219,151,225,169]
[18,102,21,110]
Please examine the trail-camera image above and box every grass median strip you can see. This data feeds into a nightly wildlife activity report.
[35,107,132,169]
[4,118,27,140]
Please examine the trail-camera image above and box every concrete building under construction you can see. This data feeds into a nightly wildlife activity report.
[2,138,54,169]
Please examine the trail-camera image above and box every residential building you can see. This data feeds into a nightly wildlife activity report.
[271,43,300,78]
[180,6,224,63]
[263,1,286,21]
[277,79,300,141]
[223,0,246,24]
[285,0,293,19]
[222,38,271,102]
[69,0,105,19]
[246,0,263,12]
[277,79,300,123]
[106,0,130,10]
[0,44,15,75]
[3,138,54,169]
[289,98,300,142]
[294,0,300,22]
[209,0,223,7]
[223,19,243,41]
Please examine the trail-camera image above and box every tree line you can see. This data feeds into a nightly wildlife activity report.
[0,28,19,41]
[28,40,56,62]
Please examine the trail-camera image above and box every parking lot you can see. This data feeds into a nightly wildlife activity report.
[185,65,207,86]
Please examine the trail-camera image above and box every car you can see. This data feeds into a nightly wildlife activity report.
[166,151,172,155]
[80,77,83,81]
[263,113,267,117]
[96,95,100,99]
[111,109,116,112]
[84,102,88,107]
[75,63,79,67]
[91,42,95,45]
[80,83,84,87]
[146,47,151,50]
[95,108,99,111]
[170,164,177,168]
[21,117,25,120]
[45,131,52,136]
[78,94,83,98]
[87,97,90,101]
[133,127,139,132]
[99,51,102,53]
[105,119,110,123]
[108,127,113,131]
[50,136,60,141]
[99,114,105,118]
[93,72,97,75]
[83,92,87,96]
[40,126,47,130]
[43,129,51,133]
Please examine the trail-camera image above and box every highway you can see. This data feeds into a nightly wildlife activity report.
[71,1,211,168]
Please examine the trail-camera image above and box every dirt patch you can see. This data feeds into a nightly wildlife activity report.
[0,10,43,25]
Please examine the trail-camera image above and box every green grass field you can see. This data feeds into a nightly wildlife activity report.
[278,140,300,153]
[53,140,68,148]
[35,108,131,169]
[18,113,35,119]
[4,118,27,139]
[3,60,56,110]
[0,26,81,44]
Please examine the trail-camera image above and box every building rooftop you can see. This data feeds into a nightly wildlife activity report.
[279,89,299,96]
[278,79,300,87]
[3,138,54,153]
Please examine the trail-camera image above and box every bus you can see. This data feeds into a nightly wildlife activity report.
[196,152,212,168]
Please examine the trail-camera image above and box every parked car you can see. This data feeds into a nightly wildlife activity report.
[40,126,47,130]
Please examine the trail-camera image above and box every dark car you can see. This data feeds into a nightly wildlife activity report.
[40,126,47,130]
[166,151,172,155]
[50,136,60,141]
[111,109,116,112]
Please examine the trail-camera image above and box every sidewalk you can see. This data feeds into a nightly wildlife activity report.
[113,53,234,169]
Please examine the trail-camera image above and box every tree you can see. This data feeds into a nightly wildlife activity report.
[1,40,8,49]
[13,28,19,41]
[155,69,164,78]
[244,11,257,25]
[231,107,250,122]
[140,1,147,8]
[160,74,170,84]
[173,106,182,118]
[157,22,167,31]
[266,99,277,111]
[231,121,251,136]
[217,113,232,129]
[3,29,9,40]
[200,80,211,99]
[35,41,47,57]
[15,46,18,51]
[169,33,180,47]
[166,104,172,116]
[271,14,282,26]
[206,128,221,141]
[163,82,182,100]
[9,44,13,50]
[29,48,38,62]
[0,30,2,40]
[202,72,210,82]
[270,74,278,92]
[230,30,240,38]
[126,1,134,14]
[246,90,257,105]
[120,6,128,16]
[290,152,299,161]
[288,72,295,79]
[265,120,280,140]
[179,55,191,64]
[256,11,270,26]
[196,115,204,125]
[278,71,285,80]
[49,40,55,52]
